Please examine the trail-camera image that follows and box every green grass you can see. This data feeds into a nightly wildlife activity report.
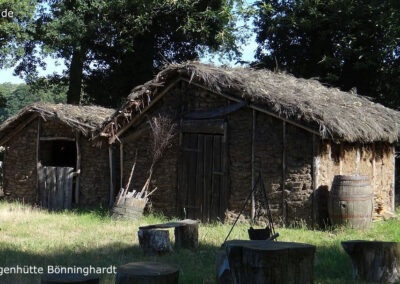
[0,201,399,283]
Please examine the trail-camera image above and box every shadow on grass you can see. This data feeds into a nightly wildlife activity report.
[0,241,220,284]
[313,244,365,284]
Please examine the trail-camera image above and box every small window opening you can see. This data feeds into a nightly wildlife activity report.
[39,140,76,168]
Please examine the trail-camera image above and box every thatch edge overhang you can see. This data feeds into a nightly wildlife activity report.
[98,62,400,144]
[0,102,115,146]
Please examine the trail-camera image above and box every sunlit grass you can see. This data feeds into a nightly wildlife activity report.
[0,201,399,283]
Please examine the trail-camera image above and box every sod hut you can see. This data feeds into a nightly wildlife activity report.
[0,102,114,208]
[99,62,400,226]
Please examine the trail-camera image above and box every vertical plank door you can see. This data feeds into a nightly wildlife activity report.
[37,166,74,210]
[179,133,226,222]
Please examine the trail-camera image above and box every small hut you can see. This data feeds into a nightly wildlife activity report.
[0,102,114,208]
[98,62,400,226]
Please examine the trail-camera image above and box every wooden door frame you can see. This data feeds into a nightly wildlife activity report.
[177,119,229,222]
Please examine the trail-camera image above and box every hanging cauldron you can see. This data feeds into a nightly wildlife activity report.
[248,226,271,240]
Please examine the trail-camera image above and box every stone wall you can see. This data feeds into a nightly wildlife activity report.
[3,117,110,207]
[120,81,316,225]
[80,138,110,206]
[3,119,38,203]
[284,124,313,225]
[317,141,394,223]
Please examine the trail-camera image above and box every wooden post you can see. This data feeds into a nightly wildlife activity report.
[356,146,361,175]
[251,110,256,220]
[372,144,376,194]
[75,131,81,205]
[312,135,320,228]
[36,118,41,204]
[393,146,396,212]
[282,121,286,222]
[339,144,343,175]
[342,241,400,283]
[120,142,124,190]
[109,145,115,208]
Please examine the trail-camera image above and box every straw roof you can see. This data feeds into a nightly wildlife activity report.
[0,102,114,142]
[100,62,400,143]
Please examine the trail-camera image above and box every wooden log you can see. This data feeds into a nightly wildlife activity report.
[36,118,41,204]
[41,273,99,284]
[109,145,115,208]
[39,136,75,141]
[116,262,179,284]
[174,220,199,249]
[225,240,315,284]
[282,121,287,222]
[251,109,256,220]
[75,132,81,205]
[138,229,172,255]
[342,240,400,283]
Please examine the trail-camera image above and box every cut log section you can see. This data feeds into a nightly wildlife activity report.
[225,240,315,284]
[41,273,99,284]
[138,229,172,255]
[174,220,199,249]
[116,262,179,284]
[139,219,199,250]
[342,240,400,283]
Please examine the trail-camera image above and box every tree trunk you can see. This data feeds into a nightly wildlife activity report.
[174,220,199,249]
[342,240,400,283]
[225,240,315,284]
[67,48,85,105]
[138,229,172,255]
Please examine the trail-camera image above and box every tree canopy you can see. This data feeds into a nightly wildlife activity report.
[9,0,247,106]
[254,0,400,107]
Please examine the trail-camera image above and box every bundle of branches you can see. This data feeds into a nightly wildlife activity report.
[115,115,176,205]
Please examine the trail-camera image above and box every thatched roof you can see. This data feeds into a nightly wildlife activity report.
[0,102,114,143]
[100,62,400,143]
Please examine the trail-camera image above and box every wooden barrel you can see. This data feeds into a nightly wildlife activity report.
[328,175,373,229]
[111,197,146,220]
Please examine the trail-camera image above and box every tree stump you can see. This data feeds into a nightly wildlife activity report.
[174,220,199,249]
[225,240,315,284]
[41,274,99,284]
[342,240,400,283]
[116,262,179,284]
[138,229,172,255]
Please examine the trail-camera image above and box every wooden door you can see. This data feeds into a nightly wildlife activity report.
[38,166,74,210]
[178,125,228,222]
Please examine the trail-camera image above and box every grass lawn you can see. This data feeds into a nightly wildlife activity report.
[0,201,399,283]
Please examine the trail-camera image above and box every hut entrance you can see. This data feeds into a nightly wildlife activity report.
[38,139,77,210]
[178,120,228,222]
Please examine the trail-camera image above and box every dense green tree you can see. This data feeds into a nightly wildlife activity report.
[12,0,246,106]
[0,0,37,69]
[0,82,67,122]
[254,0,400,107]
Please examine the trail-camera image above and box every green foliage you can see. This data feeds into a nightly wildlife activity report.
[254,0,400,107]
[0,81,67,122]
[9,0,248,106]
[0,0,37,68]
